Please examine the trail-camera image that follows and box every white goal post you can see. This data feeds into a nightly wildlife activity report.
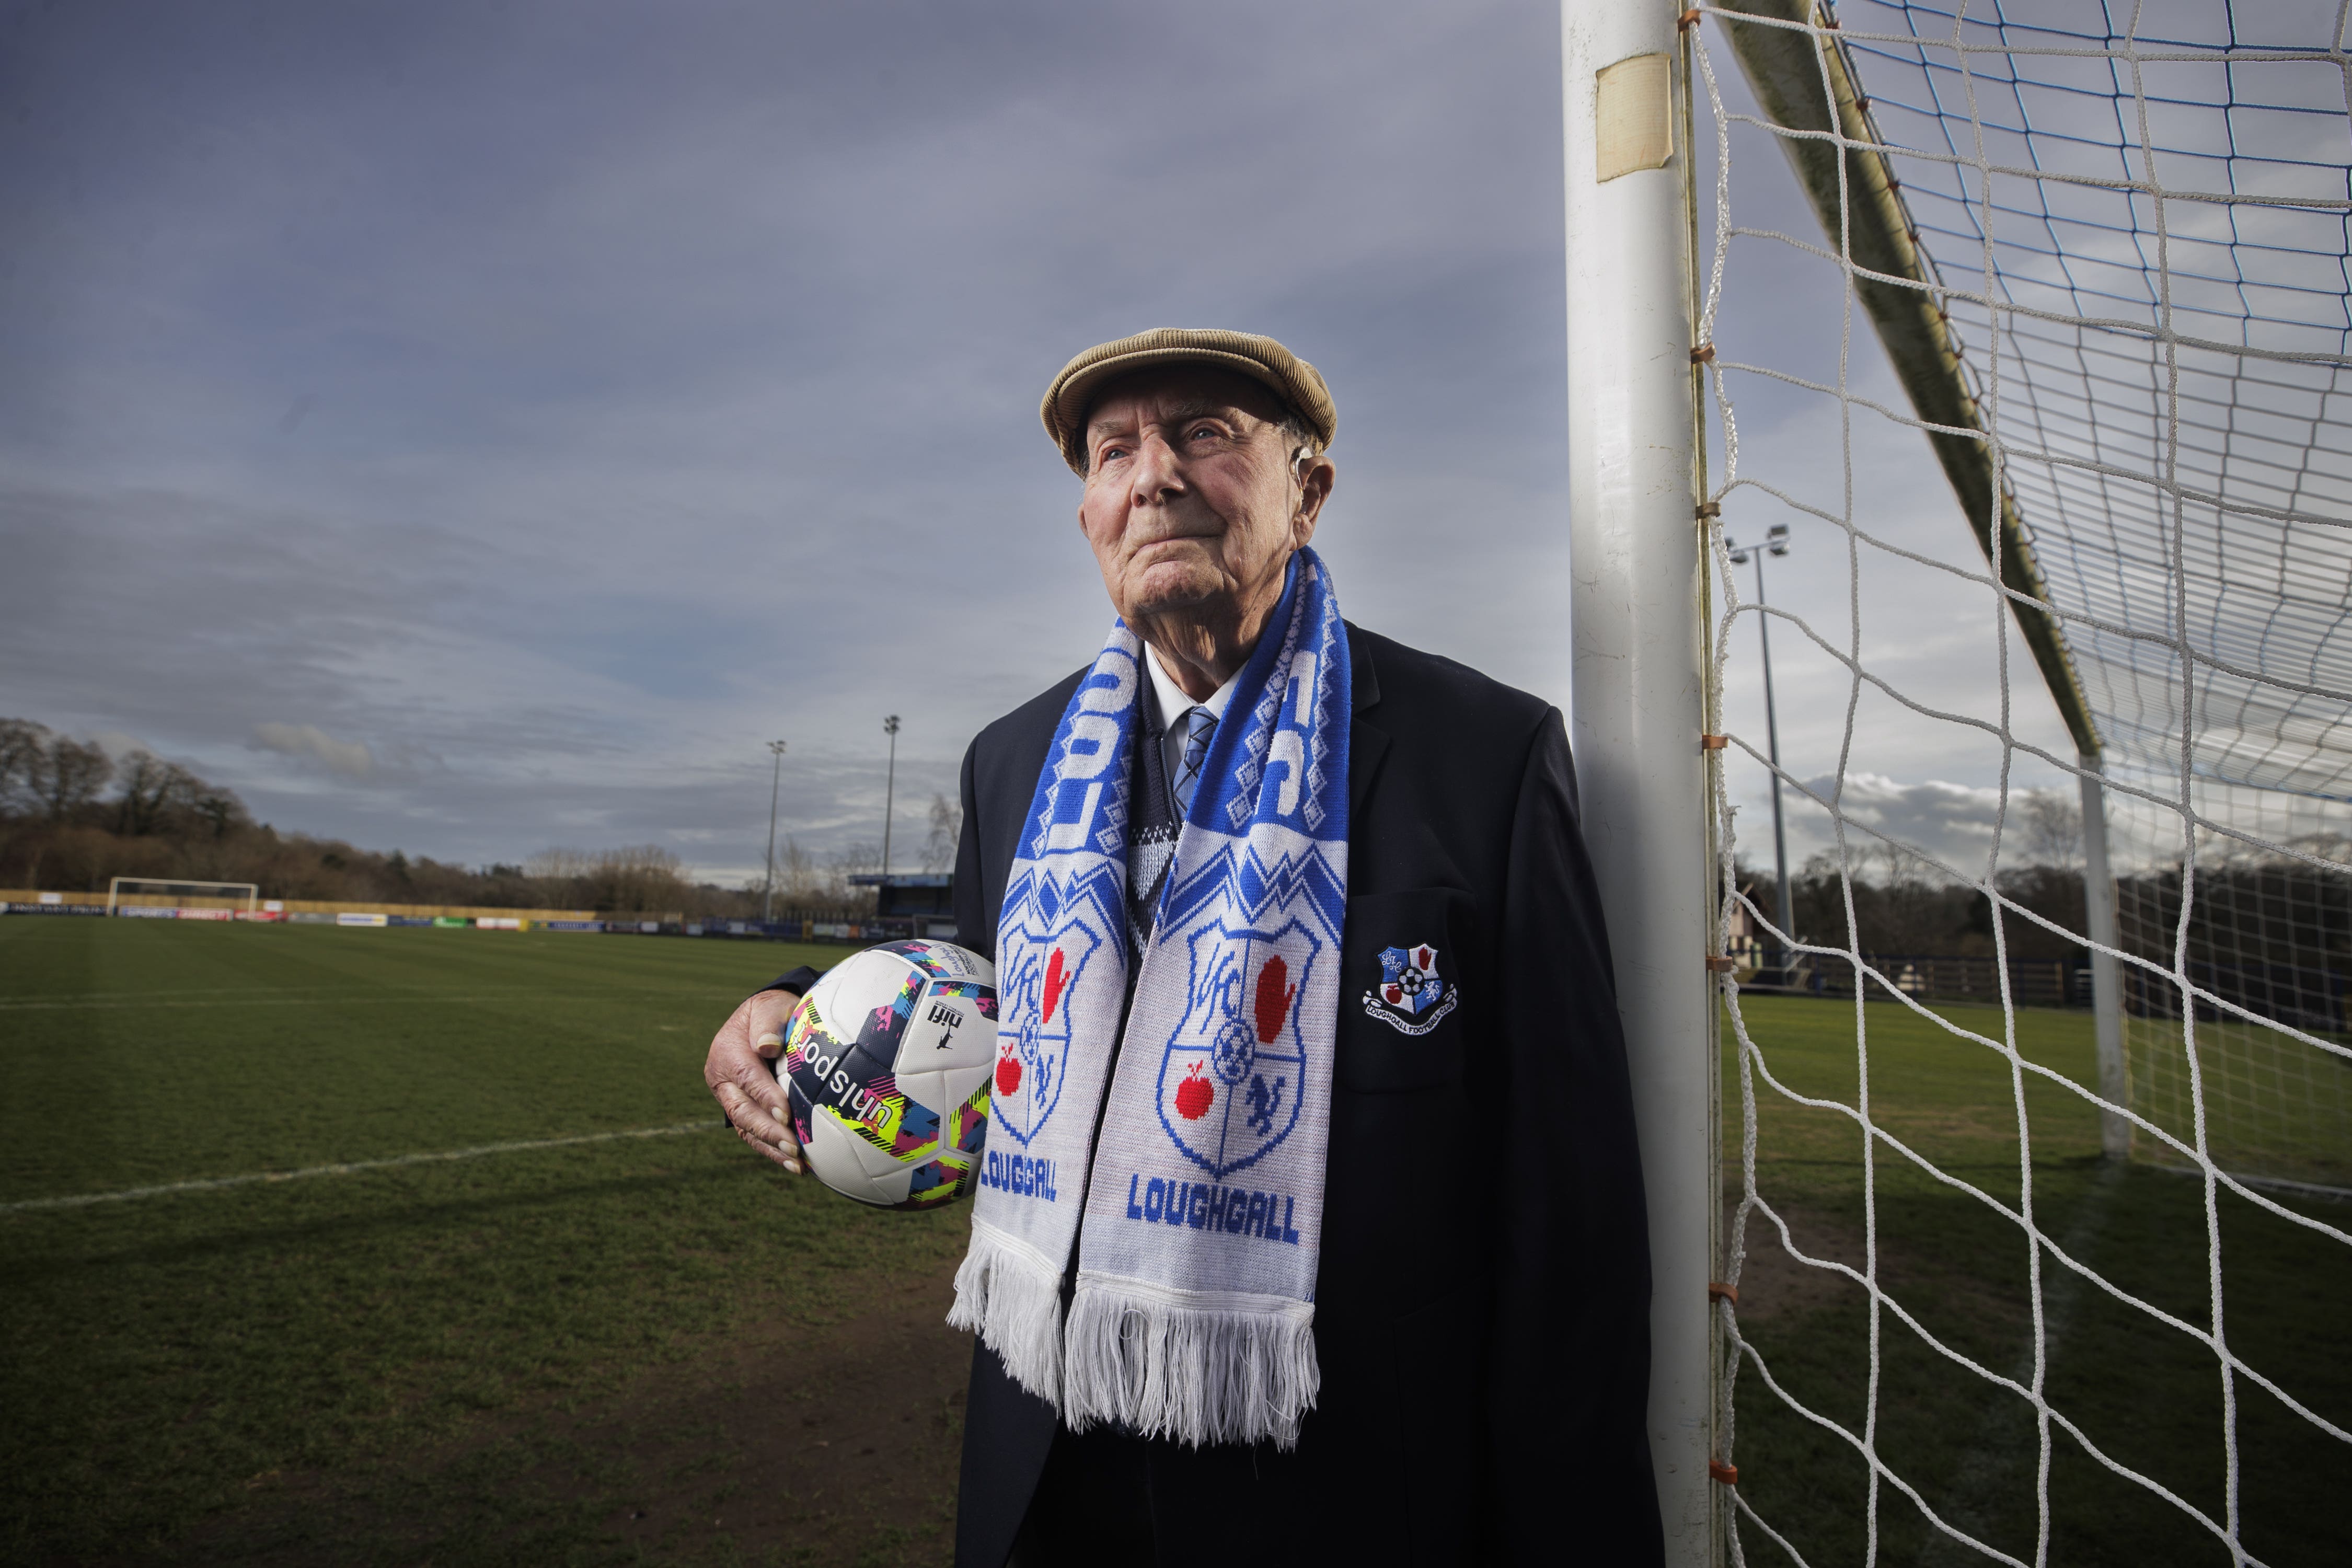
[1561,5,1720,1561]
[106,877,260,915]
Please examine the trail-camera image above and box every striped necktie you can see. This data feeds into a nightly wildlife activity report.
[1174,707,1217,816]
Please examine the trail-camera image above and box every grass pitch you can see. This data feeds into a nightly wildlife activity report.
[1,918,973,1566]
[4,920,2345,1565]
[1726,993,2350,1568]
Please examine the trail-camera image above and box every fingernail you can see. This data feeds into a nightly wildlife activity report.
[755,1033,783,1050]
[768,1105,788,1122]
[783,1159,802,1174]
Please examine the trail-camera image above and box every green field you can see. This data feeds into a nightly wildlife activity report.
[1725,993,2351,1567]
[3,921,2346,1566]
[1,918,975,1567]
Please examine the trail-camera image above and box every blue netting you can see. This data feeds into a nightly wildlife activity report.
[1838,1,2352,798]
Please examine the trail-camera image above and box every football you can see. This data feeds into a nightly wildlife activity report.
[777,939,998,1208]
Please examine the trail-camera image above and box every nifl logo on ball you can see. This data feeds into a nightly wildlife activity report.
[1362,942,1456,1036]
[1157,917,1318,1178]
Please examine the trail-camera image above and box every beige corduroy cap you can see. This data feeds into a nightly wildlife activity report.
[1040,328,1338,474]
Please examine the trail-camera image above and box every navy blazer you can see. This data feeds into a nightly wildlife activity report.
[946,623,1662,1568]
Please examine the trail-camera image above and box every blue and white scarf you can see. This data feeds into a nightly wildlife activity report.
[950,548,1350,1449]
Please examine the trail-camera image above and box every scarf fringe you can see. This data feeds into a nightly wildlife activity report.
[946,1221,1065,1402]
[1061,1282,1321,1450]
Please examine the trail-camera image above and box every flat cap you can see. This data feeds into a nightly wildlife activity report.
[1041,328,1337,474]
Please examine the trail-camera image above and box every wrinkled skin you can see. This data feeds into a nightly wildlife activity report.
[705,989,804,1170]
[1076,365,1334,698]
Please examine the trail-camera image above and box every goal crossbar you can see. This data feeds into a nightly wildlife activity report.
[1715,0,2103,760]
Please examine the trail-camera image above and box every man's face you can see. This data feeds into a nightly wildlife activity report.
[1076,367,1331,631]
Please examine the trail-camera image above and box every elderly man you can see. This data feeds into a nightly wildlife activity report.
[705,329,1658,1567]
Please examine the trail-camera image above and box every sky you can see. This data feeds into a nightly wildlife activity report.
[1,0,2091,888]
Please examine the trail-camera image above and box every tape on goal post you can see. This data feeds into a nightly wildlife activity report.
[1653,3,2352,1564]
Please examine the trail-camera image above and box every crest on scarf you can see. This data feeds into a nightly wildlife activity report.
[1362,942,1456,1036]
[1157,915,1320,1178]
[991,882,1111,1148]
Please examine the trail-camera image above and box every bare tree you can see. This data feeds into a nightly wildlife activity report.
[19,732,115,821]
[1865,838,1936,891]
[0,719,49,815]
[111,751,218,835]
[585,845,690,912]
[192,791,248,838]
[775,836,825,904]
[525,845,693,912]
[923,791,962,872]
[830,840,884,909]
[2020,787,2083,870]
[525,847,596,882]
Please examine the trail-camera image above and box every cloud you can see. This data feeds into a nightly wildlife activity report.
[86,730,159,763]
[1728,773,2064,883]
[0,0,1580,869]
[252,722,374,779]
[1812,773,2008,870]
[0,0,2116,880]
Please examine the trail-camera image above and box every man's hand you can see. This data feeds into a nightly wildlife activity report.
[706,989,806,1174]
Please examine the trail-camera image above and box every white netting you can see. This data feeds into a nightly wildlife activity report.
[1684,2,2352,1561]
[2110,771,2352,1191]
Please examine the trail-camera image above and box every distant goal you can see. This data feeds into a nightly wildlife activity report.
[106,878,260,915]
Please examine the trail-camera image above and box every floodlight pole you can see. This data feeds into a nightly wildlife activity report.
[1564,3,1717,1562]
[1728,529,1796,973]
[881,716,902,876]
[762,739,788,923]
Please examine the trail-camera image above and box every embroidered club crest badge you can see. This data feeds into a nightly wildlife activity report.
[1362,942,1457,1035]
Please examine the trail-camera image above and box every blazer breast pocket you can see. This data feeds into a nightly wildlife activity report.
[1334,887,1479,1093]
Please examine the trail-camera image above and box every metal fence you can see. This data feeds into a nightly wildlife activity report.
[1758,953,2092,1011]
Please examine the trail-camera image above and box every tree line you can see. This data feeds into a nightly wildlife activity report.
[1738,786,2351,982]
[0,718,959,917]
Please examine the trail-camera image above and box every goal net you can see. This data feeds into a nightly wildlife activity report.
[105,877,260,915]
[1676,1,2352,1562]
[2111,777,2352,1193]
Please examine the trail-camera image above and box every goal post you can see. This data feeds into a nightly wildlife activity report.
[2076,756,2130,1161]
[1561,4,1720,1561]
[106,878,260,915]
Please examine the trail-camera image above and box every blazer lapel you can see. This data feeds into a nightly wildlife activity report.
[1345,622,1390,823]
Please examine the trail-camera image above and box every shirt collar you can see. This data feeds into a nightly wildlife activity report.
[1143,643,1240,732]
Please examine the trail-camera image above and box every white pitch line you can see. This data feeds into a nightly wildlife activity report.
[0,1120,724,1214]
[0,991,589,1012]
[1,985,347,1004]
[2152,1161,2352,1203]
